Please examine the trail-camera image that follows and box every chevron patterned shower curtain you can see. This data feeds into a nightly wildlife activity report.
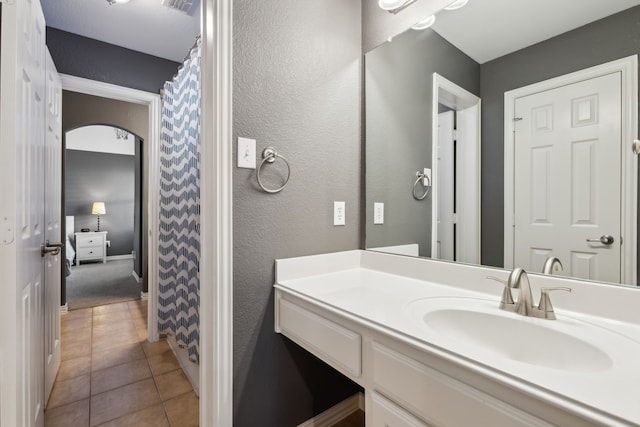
[159,41,201,362]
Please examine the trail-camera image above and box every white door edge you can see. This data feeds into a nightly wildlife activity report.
[59,74,162,342]
[431,73,482,262]
[503,55,638,285]
[201,0,234,426]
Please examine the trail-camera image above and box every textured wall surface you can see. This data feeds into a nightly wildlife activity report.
[47,27,180,93]
[365,28,479,256]
[479,6,640,268]
[65,150,135,256]
[62,91,149,298]
[362,0,451,53]
[233,0,362,425]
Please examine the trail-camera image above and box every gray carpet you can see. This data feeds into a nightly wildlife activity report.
[66,259,141,310]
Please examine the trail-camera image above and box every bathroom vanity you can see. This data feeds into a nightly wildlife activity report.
[274,250,640,427]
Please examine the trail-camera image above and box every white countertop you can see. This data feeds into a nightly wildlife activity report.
[275,250,640,426]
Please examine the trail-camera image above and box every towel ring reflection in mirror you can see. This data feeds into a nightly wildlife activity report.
[257,147,291,193]
[413,170,431,201]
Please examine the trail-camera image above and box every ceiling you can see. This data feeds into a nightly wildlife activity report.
[431,0,640,64]
[41,0,200,62]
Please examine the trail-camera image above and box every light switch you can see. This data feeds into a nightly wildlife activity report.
[423,168,432,186]
[373,202,384,224]
[237,137,256,169]
[334,201,346,226]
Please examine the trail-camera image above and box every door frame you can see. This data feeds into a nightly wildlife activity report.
[503,55,638,285]
[431,73,482,263]
[200,0,234,425]
[60,74,162,341]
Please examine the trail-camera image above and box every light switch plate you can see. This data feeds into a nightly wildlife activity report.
[334,201,346,226]
[424,167,432,186]
[237,137,256,169]
[373,202,384,224]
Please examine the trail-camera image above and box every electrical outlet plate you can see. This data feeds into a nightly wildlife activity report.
[237,137,256,169]
[334,201,346,226]
[374,202,384,224]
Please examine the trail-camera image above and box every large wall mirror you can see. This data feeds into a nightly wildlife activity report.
[365,0,640,287]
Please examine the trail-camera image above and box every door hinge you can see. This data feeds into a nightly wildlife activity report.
[452,213,457,224]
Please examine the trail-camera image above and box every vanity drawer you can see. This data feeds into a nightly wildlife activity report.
[371,392,431,427]
[77,246,104,259]
[371,343,551,427]
[76,234,103,247]
[278,299,361,377]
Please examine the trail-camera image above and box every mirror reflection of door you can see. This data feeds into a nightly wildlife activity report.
[510,70,623,283]
[431,74,481,265]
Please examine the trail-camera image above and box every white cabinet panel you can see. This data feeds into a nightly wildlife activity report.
[371,392,430,427]
[371,343,551,427]
[278,299,361,377]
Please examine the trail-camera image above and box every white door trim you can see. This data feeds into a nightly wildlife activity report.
[59,74,162,341]
[503,55,638,285]
[431,73,482,263]
[201,0,234,426]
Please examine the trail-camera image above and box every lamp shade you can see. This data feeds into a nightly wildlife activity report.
[92,202,106,215]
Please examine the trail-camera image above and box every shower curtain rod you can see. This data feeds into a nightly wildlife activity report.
[161,35,202,94]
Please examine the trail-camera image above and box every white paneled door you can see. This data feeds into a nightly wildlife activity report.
[44,50,63,404]
[513,72,622,282]
[0,0,60,426]
[437,111,455,261]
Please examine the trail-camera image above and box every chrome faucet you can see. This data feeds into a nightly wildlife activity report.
[487,268,571,320]
[508,268,535,316]
[542,256,563,275]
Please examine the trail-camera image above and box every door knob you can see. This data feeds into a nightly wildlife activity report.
[586,235,614,245]
[41,240,64,257]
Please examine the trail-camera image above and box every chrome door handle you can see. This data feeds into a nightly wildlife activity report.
[586,235,614,245]
[41,240,64,257]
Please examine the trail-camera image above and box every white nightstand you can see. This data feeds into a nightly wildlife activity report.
[75,231,108,265]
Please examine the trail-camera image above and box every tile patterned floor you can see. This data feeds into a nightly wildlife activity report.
[45,300,199,427]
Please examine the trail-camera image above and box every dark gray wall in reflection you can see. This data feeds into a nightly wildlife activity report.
[365,28,480,257]
[480,6,640,269]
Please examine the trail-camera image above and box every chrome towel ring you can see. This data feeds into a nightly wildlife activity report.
[412,170,431,201]
[257,147,291,193]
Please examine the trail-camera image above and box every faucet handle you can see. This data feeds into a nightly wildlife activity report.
[538,287,572,320]
[486,276,515,307]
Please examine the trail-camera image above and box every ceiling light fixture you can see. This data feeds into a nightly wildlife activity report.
[411,15,436,30]
[378,0,418,15]
[106,0,130,5]
[444,0,469,10]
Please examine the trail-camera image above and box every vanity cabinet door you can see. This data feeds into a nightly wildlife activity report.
[371,392,431,427]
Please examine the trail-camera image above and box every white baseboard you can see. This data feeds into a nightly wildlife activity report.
[167,335,200,396]
[107,254,134,261]
[140,291,148,300]
[60,303,69,314]
[132,270,142,283]
[297,392,364,427]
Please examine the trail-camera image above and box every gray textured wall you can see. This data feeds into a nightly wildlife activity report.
[46,27,180,93]
[233,0,362,425]
[365,28,480,256]
[480,6,640,268]
[65,150,135,256]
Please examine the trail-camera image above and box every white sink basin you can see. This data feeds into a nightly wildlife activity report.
[406,297,632,373]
